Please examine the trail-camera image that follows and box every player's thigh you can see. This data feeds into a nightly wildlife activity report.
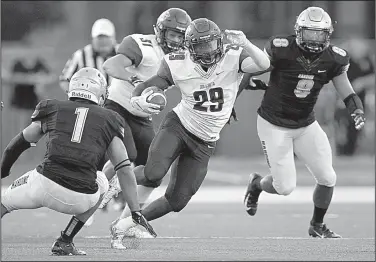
[257,115,296,193]
[144,112,185,181]
[294,121,336,186]
[2,169,44,212]
[129,117,155,166]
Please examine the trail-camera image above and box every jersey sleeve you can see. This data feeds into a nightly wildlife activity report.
[157,58,174,86]
[329,46,351,79]
[238,49,250,72]
[31,99,57,133]
[117,35,143,67]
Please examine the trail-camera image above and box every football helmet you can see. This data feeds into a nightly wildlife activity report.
[295,7,334,53]
[185,18,224,67]
[68,67,108,106]
[154,8,192,53]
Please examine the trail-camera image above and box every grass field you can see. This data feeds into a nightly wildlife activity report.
[1,156,375,261]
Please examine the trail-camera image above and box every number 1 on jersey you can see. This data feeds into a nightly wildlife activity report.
[71,107,89,143]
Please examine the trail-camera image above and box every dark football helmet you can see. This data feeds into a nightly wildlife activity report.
[154,8,192,54]
[185,18,224,67]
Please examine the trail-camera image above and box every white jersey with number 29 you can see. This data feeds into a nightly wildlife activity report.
[164,45,244,142]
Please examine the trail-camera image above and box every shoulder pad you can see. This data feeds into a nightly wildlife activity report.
[31,99,56,120]
[331,45,347,57]
[329,45,350,65]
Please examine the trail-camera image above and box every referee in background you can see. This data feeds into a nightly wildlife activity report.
[59,18,118,92]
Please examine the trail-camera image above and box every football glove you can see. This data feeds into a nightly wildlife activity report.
[246,78,268,91]
[351,109,366,130]
[224,29,248,47]
[130,90,161,115]
[131,211,157,238]
[227,107,239,125]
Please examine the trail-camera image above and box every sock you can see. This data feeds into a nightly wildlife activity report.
[59,216,85,242]
[119,185,154,219]
[311,184,334,224]
[141,196,173,222]
[260,175,278,194]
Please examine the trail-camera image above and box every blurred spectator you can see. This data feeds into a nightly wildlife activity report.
[334,39,375,156]
[59,18,118,92]
[8,56,51,127]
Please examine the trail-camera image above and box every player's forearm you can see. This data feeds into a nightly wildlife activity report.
[117,167,141,211]
[242,41,271,72]
[1,132,33,178]
[103,56,132,81]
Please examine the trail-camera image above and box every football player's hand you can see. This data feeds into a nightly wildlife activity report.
[130,91,161,114]
[127,75,144,87]
[224,29,248,47]
[131,211,157,238]
[351,109,366,130]
[246,78,268,90]
[227,107,239,125]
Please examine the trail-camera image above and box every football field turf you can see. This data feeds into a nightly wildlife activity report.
[1,186,374,261]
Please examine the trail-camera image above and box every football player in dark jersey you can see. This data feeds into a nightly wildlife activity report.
[1,68,155,255]
[243,7,366,238]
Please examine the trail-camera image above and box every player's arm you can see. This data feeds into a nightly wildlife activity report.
[103,36,143,81]
[130,58,173,114]
[332,71,365,130]
[106,126,157,237]
[1,122,43,179]
[59,50,82,93]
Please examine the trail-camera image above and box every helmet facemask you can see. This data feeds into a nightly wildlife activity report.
[187,36,224,67]
[155,26,186,53]
[295,26,332,53]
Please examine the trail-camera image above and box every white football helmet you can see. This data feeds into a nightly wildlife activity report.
[68,67,108,106]
[294,7,334,53]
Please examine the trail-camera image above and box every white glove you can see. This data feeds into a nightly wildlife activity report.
[130,90,161,115]
[224,29,248,47]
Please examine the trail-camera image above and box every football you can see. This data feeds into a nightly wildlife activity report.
[142,86,167,110]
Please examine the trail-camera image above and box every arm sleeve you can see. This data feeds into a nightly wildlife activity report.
[331,61,350,79]
[263,38,276,65]
[117,36,143,67]
[31,100,55,133]
[157,58,175,86]
[108,112,126,140]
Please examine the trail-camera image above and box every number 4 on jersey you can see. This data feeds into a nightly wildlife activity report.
[71,107,89,143]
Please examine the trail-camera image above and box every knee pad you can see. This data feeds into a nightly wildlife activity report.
[165,193,192,212]
[316,171,337,187]
[273,181,295,196]
[96,171,109,195]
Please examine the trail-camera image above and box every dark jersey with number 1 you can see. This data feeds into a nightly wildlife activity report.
[258,35,350,128]
[31,99,125,194]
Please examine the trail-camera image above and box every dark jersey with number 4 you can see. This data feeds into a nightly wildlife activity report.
[258,35,350,128]
[31,99,125,194]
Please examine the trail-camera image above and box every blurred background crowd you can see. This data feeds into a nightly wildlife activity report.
[1,1,375,162]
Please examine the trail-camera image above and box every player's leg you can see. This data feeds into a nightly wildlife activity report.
[293,121,340,238]
[111,112,185,246]
[244,115,296,216]
[51,171,109,255]
[1,169,45,216]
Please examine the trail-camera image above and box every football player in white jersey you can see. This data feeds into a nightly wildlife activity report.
[97,8,192,229]
[243,7,366,238]
[108,18,270,249]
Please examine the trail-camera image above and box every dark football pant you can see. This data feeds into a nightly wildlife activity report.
[98,99,155,169]
[143,111,216,212]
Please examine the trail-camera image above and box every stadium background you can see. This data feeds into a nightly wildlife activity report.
[1,2,375,260]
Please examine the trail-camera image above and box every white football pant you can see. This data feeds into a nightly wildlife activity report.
[257,115,337,195]
[2,169,109,215]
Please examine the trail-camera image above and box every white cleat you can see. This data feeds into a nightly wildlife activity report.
[84,215,94,227]
[124,226,156,239]
[99,175,122,209]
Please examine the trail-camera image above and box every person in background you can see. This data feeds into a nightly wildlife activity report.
[59,18,118,93]
[335,39,375,156]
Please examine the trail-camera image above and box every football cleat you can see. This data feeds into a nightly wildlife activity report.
[309,222,342,238]
[99,174,122,209]
[244,173,263,216]
[51,236,86,256]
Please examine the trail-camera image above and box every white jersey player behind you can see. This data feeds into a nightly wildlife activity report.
[107,18,270,248]
[98,8,192,237]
